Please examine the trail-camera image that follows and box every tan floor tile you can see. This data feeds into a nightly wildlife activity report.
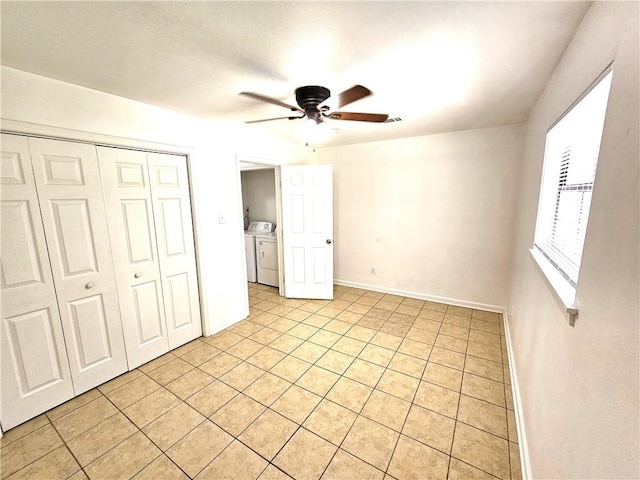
[472,310,502,322]
[123,388,181,428]
[303,399,357,445]
[185,380,239,417]
[461,373,506,407]
[377,370,420,401]
[439,323,470,340]
[376,300,399,312]
[238,409,297,460]
[66,412,137,466]
[414,381,460,418]
[166,368,214,399]
[413,318,442,332]
[507,409,519,443]
[272,385,322,424]
[434,334,468,354]
[355,296,379,307]
[284,308,312,321]
[228,338,265,359]
[401,297,425,308]
[132,454,188,480]
[244,372,292,406]
[345,325,377,342]
[291,342,329,363]
[344,359,385,387]
[220,361,265,390]
[465,356,504,383]
[288,323,319,340]
[332,336,367,356]
[299,302,325,313]
[258,464,294,480]
[396,304,421,316]
[447,305,472,317]
[397,338,432,360]
[316,350,355,374]
[250,312,280,326]
[197,439,268,479]
[326,377,373,413]
[329,299,353,310]
[322,449,385,480]
[423,301,448,313]
[269,304,296,316]
[451,423,510,479]
[448,458,497,480]
[0,415,49,447]
[324,319,353,334]
[270,356,312,382]
[429,347,466,370]
[379,321,411,337]
[469,329,502,347]
[457,395,507,439]
[361,390,411,431]
[303,314,332,328]
[418,308,446,321]
[403,404,455,454]
[510,442,523,480]
[172,339,205,357]
[423,362,463,391]
[0,424,63,478]
[467,341,502,363]
[146,358,195,385]
[46,389,102,421]
[247,347,286,371]
[104,375,161,410]
[505,384,515,411]
[358,317,385,330]
[347,303,373,315]
[405,327,437,344]
[388,434,449,480]
[273,428,337,480]
[250,326,284,345]
[143,403,205,451]
[84,431,161,480]
[296,365,340,396]
[359,344,395,367]
[5,444,80,480]
[316,306,345,318]
[52,396,118,441]
[389,352,427,378]
[470,318,501,334]
[211,393,266,436]
[370,331,403,350]
[336,310,364,324]
[342,416,399,471]
[180,344,221,367]
[254,300,278,312]
[199,351,242,377]
[166,420,233,478]
[269,334,305,353]
[204,331,244,350]
[139,352,178,374]
[444,313,472,327]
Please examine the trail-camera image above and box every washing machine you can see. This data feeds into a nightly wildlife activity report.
[256,231,279,287]
[244,221,273,283]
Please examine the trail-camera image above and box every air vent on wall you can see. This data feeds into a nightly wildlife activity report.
[383,117,402,123]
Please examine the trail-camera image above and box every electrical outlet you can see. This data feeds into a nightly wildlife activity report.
[370,267,376,274]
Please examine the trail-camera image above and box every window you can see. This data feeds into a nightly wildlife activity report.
[532,69,613,309]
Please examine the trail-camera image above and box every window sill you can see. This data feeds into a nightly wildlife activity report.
[528,248,578,326]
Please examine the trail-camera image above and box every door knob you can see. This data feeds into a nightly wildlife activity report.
[134,272,142,278]
[85,282,95,289]
[326,239,332,244]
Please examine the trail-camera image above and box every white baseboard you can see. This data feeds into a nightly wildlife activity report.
[502,309,532,479]
[334,279,505,313]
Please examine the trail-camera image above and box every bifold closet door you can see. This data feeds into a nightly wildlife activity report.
[28,137,127,393]
[148,153,202,348]
[0,134,74,430]
[97,147,169,369]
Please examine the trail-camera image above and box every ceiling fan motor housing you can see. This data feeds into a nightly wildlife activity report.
[295,86,331,110]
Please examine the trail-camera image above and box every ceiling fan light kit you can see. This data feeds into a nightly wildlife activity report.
[240,85,390,138]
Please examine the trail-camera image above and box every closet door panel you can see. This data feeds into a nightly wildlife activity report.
[97,147,168,368]
[28,137,127,393]
[1,134,74,430]
[148,153,201,348]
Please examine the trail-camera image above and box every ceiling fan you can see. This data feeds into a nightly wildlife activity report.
[240,85,389,125]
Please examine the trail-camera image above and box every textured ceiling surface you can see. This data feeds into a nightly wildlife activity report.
[1,1,591,147]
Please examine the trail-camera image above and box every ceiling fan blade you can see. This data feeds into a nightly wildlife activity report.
[239,92,303,112]
[245,115,305,124]
[335,85,372,109]
[328,112,389,123]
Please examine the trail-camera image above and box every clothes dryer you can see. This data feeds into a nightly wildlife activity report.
[244,221,273,283]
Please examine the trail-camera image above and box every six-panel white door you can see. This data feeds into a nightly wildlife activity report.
[97,147,170,368]
[148,153,202,348]
[280,165,334,299]
[0,134,75,430]
[28,137,127,393]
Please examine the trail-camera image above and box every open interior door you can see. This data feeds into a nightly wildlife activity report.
[280,165,333,299]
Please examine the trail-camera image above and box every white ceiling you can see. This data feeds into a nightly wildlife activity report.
[1,1,590,147]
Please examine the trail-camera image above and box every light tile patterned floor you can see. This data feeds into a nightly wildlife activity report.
[0,283,522,480]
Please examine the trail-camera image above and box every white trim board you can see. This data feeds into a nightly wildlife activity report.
[333,279,505,313]
[503,309,532,479]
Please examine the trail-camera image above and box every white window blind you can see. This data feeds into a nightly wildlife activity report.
[534,70,613,290]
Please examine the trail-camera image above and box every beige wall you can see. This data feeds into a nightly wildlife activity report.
[241,169,278,226]
[507,2,639,478]
[0,66,311,335]
[318,124,524,309]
